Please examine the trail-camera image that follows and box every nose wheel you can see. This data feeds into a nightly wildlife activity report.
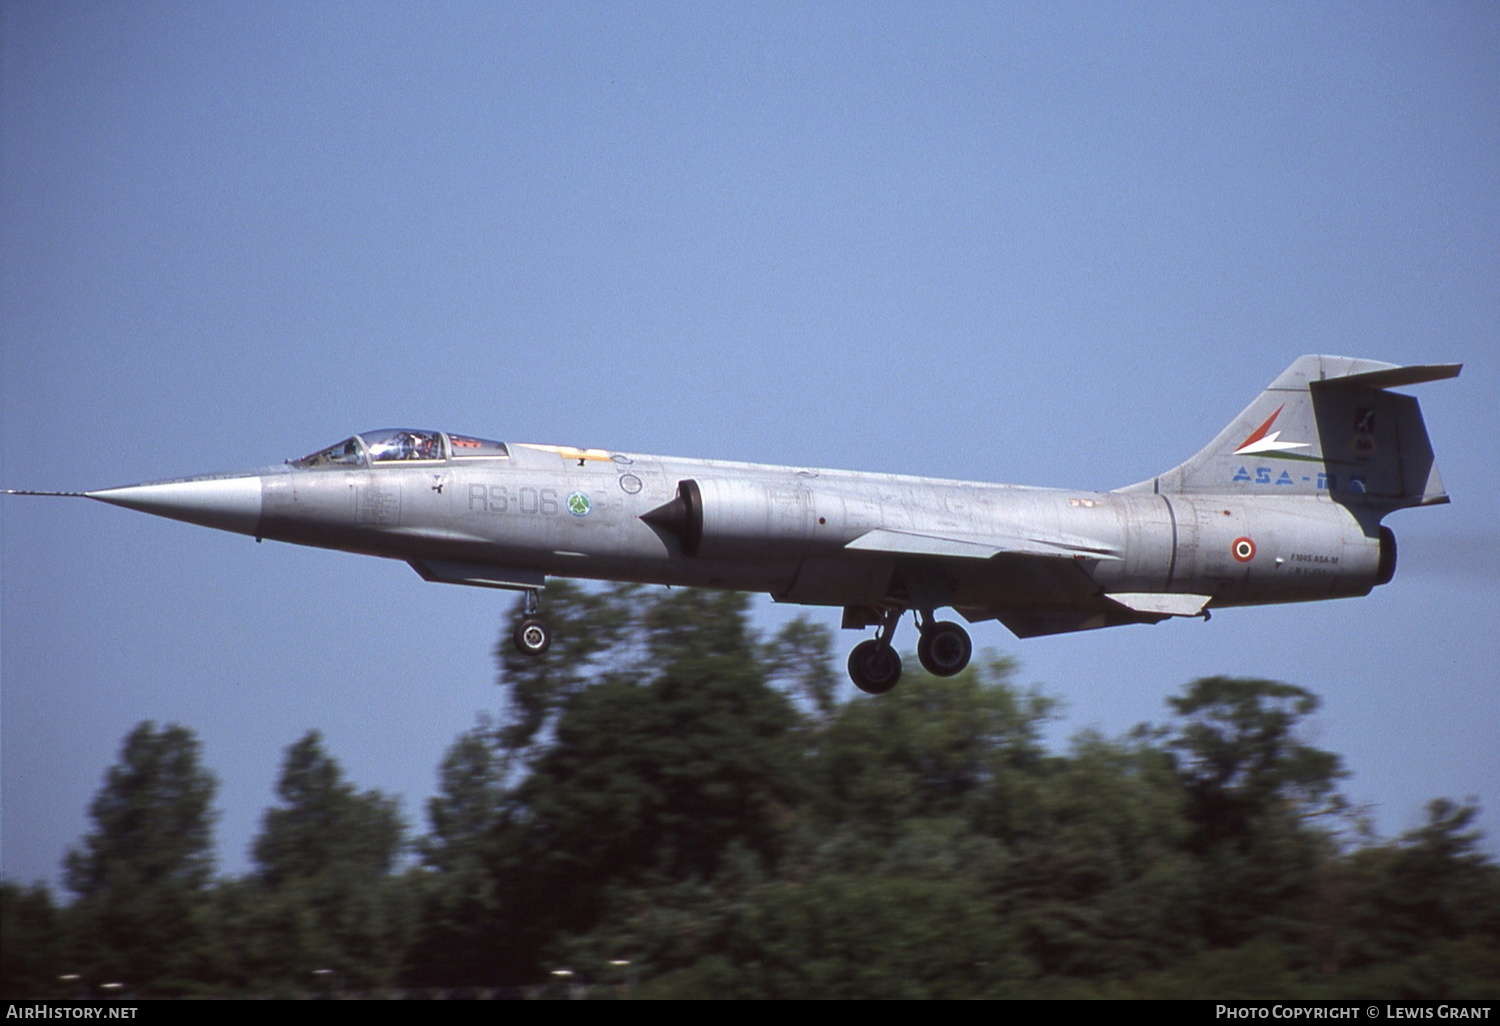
[511,589,552,656]
[513,616,552,656]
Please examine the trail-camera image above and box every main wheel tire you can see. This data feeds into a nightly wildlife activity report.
[513,616,552,656]
[917,621,972,677]
[847,639,902,695]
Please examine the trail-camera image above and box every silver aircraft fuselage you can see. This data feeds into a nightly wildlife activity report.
[100,447,1383,617]
[23,355,1458,692]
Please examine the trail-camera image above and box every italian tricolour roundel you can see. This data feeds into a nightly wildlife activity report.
[1231,537,1256,563]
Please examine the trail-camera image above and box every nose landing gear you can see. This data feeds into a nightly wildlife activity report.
[511,589,552,656]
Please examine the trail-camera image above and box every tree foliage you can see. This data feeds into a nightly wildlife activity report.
[233,731,409,993]
[1163,677,1354,948]
[65,722,217,899]
[1168,676,1348,828]
[60,722,217,995]
[405,725,513,987]
[1,881,67,998]
[253,731,405,886]
[470,586,803,983]
[9,591,1499,998]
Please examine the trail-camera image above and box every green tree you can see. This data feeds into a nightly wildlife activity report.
[484,587,802,982]
[419,724,508,879]
[434,588,1500,997]
[62,722,218,995]
[1163,677,1349,949]
[762,614,840,721]
[1000,730,1198,979]
[650,873,1024,999]
[493,580,644,759]
[1340,799,1500,985]
[807,657,1053,840]
[237,731,409,993]
[253,731,405,886]
[1167,677,1347,828]
[800,663,1201,984]
[1,880,68,998]
[406,726,511,987]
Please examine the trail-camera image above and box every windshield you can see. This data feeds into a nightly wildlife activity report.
[291,436,366,468]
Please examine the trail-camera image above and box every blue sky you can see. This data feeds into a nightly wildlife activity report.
[4,1,1497,888]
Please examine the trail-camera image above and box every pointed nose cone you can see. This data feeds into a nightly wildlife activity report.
[87,475,264,536]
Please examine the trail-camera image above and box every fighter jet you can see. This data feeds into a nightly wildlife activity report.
[7,355,1459,693]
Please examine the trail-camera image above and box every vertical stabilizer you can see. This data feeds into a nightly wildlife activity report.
[1119,355,1460,510]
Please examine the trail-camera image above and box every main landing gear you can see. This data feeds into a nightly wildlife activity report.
[847,641,903,695]
[846,609,973,695]
[506,586,972,693]
[511,589,552,656]
[917,619,973,678]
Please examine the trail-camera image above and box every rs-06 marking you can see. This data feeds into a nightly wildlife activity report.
[468,484,562,516]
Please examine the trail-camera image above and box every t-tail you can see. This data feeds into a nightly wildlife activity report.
[1120,355,1461,510]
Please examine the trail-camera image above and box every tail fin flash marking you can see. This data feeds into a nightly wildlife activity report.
[1232,405,1311,455]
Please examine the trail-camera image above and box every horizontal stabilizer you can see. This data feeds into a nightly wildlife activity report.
[1105,592,1211,617]
[846,527,1120,562]
[1312,363,1461,391]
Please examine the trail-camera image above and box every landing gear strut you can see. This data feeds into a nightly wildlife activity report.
[512,589,552,656]
[845,609,974,693]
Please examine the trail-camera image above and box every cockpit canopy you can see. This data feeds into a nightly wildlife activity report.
[291,430,510,469]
